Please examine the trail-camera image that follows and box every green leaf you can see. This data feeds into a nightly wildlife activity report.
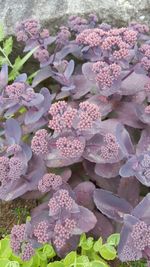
[80,237,94,251]
[30,251,41,267]
[5,261,20,267]
[93,238,103,252]
[39,261,47,267]
[76,255,90,267]
[8,56,21,80]
[27,71,38,84]
[0,258,10,267]
[99,244,117,261]
[107,234,120,247]
[9,46,38,81]
[21,257,33,267]
[36,250,47,261]
[43,244,56,259]
[47,262,64,267]
[10,254,23,264]
[63,251,76,266]
[0,56,8,65]
[3,37,13,56]
[0,237,12,258]
[0,24,5,42]
[79,233,87,247]
[90,260,109,267]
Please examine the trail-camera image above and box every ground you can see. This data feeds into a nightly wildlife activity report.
[0,198,37,238]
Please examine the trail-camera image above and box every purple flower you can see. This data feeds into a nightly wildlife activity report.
[83,120,133,164]
[10,223,35,261]
[118,194,150,262]
[11,186,97,258]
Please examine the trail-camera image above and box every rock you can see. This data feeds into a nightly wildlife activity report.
[0,0,150,35]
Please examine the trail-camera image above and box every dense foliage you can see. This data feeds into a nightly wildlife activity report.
[0,14,150,264]
[0,233,147,267]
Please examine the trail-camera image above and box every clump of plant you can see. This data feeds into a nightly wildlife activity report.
[0,14,150,265]
[0,235,56,267]
[0,234,147,266]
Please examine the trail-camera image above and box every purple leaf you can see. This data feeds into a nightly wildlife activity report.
[64,60,74,79]
[0,64,8,91]
[131,193,150,223]
[121,71,150,95]
[74,181,95,210]
[95,162,121,178]
[32,66,52,87]
[93,189,133,222]
[118,214,142,262]
[118,177,140,207]
[75,206,97,232]
[25,108,44,124]
[15,73,27,82]
[89,211,114,239]
[5,118,21,144]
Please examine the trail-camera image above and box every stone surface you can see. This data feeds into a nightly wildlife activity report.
[0,0,150,35]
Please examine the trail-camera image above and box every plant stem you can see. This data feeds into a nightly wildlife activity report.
[0,46,13,68]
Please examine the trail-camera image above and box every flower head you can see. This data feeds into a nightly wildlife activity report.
[31,129,49,156]
[48,189,75,215]
[34,220,49,243]
[21,243,35,261]
[101,35,129,60]
[38,173,62,192]
[16,19,39,42]
[9,157,25,180]
[5,82,26,101]
[6,144,22,154]
[53,218,76,249]
[56,137,84,158]
[0,156,10,186]
[92,61,121,89]
[34,48,49,63]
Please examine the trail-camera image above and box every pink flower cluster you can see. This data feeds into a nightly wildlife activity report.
[5,82,26,101]
[48,189,75,215]
[31,129,49,156]
[38,173,62,193]
[76,26,138,59]
[48,100,101,133]
[100,133,120,160]
[78,102,100,130]
[102,36,129,60]
[140,44,150,71]
[34,220,49,243]
[53,218,76,249]
[34,48,50,63]
[130,22,149,34]
[21,243,35,261]
[0,156,24,186]
[68,15,88,32]
[56,137,84,158]
[5,82,36,103]
[16,19,51,64]
[92,61,121,89]
[56,26,71,45]
[6,144,22,154]
[11,223,34,261]
[131,221,150,251]
[16,19,39,42]
[49,101,77,133]
[76,28,106,46]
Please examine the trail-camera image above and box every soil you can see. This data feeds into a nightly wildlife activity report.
[0,198,37,238]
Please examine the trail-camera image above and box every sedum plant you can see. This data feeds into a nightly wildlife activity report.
[0,233,147,266]
[0,14,150,265]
